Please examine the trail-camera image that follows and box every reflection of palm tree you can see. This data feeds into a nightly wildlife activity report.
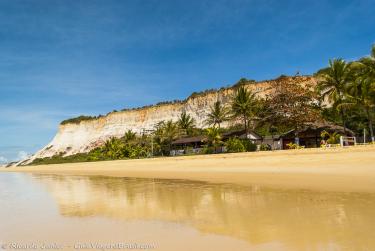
[231,86,258,134]
[317,59,351,133]
[206,101,229,129]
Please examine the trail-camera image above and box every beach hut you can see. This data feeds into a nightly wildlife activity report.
[170,135,206,155]
[263,122,355,149]
[222,129,262,144]
[170,129,263,155]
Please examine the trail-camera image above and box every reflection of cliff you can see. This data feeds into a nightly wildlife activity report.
[30,76,316,160]
[34,175,375,251]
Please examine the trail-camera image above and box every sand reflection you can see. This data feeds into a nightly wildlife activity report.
[33,174,375,251]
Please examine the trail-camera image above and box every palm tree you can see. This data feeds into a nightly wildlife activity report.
[154,120,179,154]
[342,77,375,142]
[231,86,258,134]
[358,45,375,80]
[205,101,229,128]
[317,59,352,133]
[177,111,195,136]
[124,130,136,143]
[103,137,124,159]
[342,45,375,142]
[164,120,179,142]
[205,127,222,153]
[321,130,341,144]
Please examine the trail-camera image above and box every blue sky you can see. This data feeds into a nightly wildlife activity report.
[0,0,374,162]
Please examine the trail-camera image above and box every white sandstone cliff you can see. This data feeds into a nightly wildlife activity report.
[23,76,316,164]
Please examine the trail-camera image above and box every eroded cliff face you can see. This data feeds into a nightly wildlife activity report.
[27,76,316,162]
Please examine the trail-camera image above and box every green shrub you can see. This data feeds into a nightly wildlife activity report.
[286,142,305,149]
[241,140,257,152]
[259,144,272,151]
[61,115,97,125]
[225,138,257,152]
[320,130,341,144]
[225,138,246,153]
[185,146,194,154]
[128,145,148,158]
[202,146,215,154]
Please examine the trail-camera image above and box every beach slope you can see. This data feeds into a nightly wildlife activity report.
[2,146,375,192]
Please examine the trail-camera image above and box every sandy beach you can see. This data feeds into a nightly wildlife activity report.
[2,146,375,192]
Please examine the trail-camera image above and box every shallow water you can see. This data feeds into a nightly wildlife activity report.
[1,173,375,251]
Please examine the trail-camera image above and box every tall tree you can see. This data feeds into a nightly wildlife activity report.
[205,101,229,128]
[267,78,322,142]
[255,98,281,137]
[343,76,375,142]
[231,86,258,134]
[154,120,179,154]
[358,45,375,80]
[177,111,195,136]
[317,59,352,132]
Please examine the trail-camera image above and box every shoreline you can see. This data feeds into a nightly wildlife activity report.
[2,146,375,193]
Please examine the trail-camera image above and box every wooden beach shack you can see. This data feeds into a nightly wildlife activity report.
[170,129,263,155]
[262,122,354,149]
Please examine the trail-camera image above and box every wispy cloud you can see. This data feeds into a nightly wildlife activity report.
[0,156,7,164]
[0,106,69,130]
[17,151,29,161]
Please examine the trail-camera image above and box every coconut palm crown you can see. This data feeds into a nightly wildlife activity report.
[177,111,195,136]
[317,59,352,131]
[205,101,229,128]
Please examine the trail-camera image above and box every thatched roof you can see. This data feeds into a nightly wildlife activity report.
[280,122,355,138]
[172,129,263,145]
[172,135,206,145]
[222,129,262,140]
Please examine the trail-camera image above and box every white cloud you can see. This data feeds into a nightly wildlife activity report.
[17,151,29,161]
[0,156,8,163]
[0,106,67,130]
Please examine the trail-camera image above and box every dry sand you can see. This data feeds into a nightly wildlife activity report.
[2,146,375,192]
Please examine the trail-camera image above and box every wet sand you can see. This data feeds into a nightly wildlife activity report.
[4,173,375,250]
[2,146,375,192]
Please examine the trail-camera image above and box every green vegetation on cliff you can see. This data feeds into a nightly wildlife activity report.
[60,78,258,125]
[61,115,102,125]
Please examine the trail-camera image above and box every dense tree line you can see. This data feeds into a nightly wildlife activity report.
[317,48,375,141]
